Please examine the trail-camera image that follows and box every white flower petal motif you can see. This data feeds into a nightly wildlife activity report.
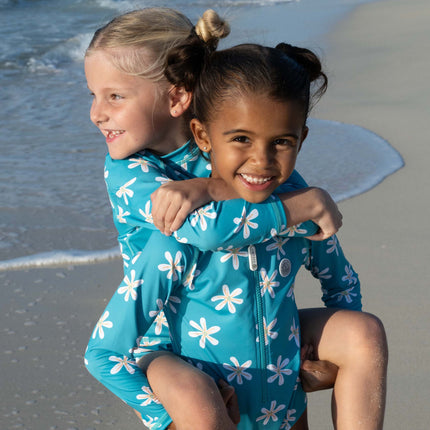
[188,318,220,349]
[220,246,248,270]
[233,207,259,239]
[211,284,243,313]
[267,355,292,385]
[333,286,357,304]
[155,175,171,185]
[341,264,357,286]
[223,356,252,384]
[260,268,280,298]
[257,317,278,345]
[117,269,143,301]
[190,203,217,231]
[266,236,290,260]
[116,177,137,205]
[280,409,297,429]
[138,200,153,224]
[92,311,113,340]
[183,263,200,290]
[109,355,137,375]
[158,251,183,281]
[128,157,153,172]
[288,317,300,348]
[149,299,168,335]
[116,205,130,224]
[256,400,286,425]
[326,235,339,256]
[136,385,160,406]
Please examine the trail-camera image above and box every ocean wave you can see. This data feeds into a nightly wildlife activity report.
[0,247,121,271]
[93,0,297,13]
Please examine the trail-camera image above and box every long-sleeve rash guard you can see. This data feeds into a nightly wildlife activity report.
[86,141,361,429]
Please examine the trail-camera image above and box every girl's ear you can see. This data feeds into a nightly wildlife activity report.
[190,118,211,153]
[169,86,192,117]
[298,126,309,152]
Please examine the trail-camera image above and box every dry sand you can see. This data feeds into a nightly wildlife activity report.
[1,0,429,428]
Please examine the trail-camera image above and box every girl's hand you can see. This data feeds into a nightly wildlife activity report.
[281,187,343,241]
[150,178,212,235]
[218,379,241,425]
[300,344,338,392]
[305,187,343,241]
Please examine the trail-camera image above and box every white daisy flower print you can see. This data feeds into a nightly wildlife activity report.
[266,236,289,260]
[116,205,130,224]
[183,263,200,290]
[155,175,171,185]
[284,224,308,236]
[326,235,339,256]
[128,157,152,172]
[288,318,300,348]
[220,246,247,270]
[92,311,113,340]
[109,355,137,375]
[280,409,297,429]
[158,251,183,281]
[136,386,160,406]
[267,356,292,385]
[257,317,278,345]
[117,270,143,301]
[260,268,280,298]
[149,299,168,335]
[342,265,358,285]
[129,336,161,355]
[256,400,286,425]
[233,207,259,239]
[139,201,153,224]
[333,286,358,304]
[190,203,217,231]
[188,318,220,349]
[223,357,252,384]
[211,284,243,313]
[116,177,136,205]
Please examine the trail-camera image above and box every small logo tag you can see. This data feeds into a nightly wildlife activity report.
[279,258,291,277]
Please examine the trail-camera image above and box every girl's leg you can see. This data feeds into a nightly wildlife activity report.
[138,351,238,430]
[299,308,388,430]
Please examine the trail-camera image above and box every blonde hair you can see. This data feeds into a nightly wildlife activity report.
[86,8,230,83]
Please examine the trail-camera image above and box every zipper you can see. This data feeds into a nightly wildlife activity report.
[248,245,268,402]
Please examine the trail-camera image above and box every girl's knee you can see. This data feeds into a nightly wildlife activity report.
[348,312,388,365]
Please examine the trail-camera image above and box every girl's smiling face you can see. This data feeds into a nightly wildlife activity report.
[191,94,308,203]
[85,50,180,159]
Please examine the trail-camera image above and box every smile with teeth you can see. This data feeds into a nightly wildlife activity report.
[106,130,124,139]
[240,173,273,185]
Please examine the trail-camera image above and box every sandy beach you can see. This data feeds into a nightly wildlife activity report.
[1,0,429,428]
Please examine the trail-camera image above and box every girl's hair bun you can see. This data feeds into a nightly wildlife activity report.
[194,9,230,51]
[276,42,328,98]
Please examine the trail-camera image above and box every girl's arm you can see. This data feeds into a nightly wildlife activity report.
[304,234,362,311]
[85,232,196,430]
[106,154,328,253]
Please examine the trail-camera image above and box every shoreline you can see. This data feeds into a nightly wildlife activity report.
[2,0,429,428]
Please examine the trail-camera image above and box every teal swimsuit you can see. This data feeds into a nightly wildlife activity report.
[85,142,361,429]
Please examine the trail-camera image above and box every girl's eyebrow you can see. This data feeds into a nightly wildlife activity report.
[223,128,300,140]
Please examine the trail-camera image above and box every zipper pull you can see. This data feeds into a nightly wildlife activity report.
[248,245,258,271]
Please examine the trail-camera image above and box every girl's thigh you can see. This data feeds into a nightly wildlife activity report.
[298,307,385,365]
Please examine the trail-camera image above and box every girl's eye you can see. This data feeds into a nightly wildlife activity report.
[233,136,250,143]
[274,138,296,147]
[111,94,123,101]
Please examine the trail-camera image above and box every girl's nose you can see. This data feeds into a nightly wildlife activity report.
[90,99,108,126]
[251,145,274,167]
